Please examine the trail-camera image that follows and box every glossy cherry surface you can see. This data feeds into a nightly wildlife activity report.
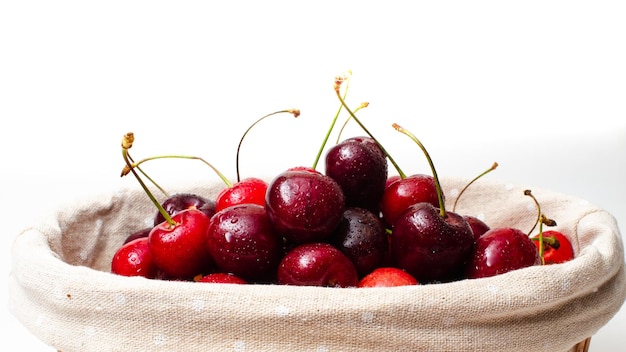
[465,227,541,279]
[206,203,282,282]
[277,242,358,287]
[266,170,345,244]
[149,208,214,280]
[391,202,475,282]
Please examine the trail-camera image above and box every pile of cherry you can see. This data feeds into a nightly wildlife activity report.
[111,74,575,288]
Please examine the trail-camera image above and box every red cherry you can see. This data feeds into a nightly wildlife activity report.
[215,177,268,212]
[206,203,282,283]
[111,237,158,278]
[148,208,214,280]
[533,230,575,264]
[154,193,217,227]
[391,202,475,282]
[380,174,440,227]
[196,272,247,284]
[465,227,541,279]
[357,267,418,287]
[266,170,345,244]
[277,242,358,287]
[464,215,490,239]
[385,175,401,189]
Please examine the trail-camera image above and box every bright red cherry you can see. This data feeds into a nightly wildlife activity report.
[358,267,418,288]
[380,174,440,227]
[111,237,158,278]
[196,272,247,284]
[148,209,214,280]
[215,177,268,212]
[533,230,575,264]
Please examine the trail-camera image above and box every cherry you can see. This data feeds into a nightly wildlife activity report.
[388,124,475,283]
[196,272,248,284]
[392,202,475,282]
[154,193,216,226]
[111,237,158,278]
[385,174,401,189]
[328,207,388,277]
[121,133,215,280]
[277,242,358,287]
[149,209,214,280]
[380,174,440,227]
[464,215,491,239]
[265,169,345,244]
[325,136,388,213]
[532,230,574,264]
[523,190,575,265]
[357,267,418,288]
[465,227,541,279]
[214,177,268,213]
[206,203,282,283]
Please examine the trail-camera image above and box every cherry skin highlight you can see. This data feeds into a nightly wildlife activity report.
[277,242,359,287]
[111,237,158,279]
[465,227,541,279]
[266,170,345,244]
[206,203,282,283]
[148,208,214,280]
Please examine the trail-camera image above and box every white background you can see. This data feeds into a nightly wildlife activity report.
[1,1,625,350]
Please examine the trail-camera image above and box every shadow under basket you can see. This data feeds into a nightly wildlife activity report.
[8,177,626,352]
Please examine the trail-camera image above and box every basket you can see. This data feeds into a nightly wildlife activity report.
[8,177,626,352]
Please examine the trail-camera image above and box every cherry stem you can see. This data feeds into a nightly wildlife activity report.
[524,190,558,265]
[312,74,351,170]
[392,123,445,217]
[121,133,176,227]
[334,102,369,144]
[524,190,557,235]
[122,154,233,188]
[123,152,170,198]
[452,162,498,212]
[334,80,406,178]
[531,235,561,250]
[236,109,300,182]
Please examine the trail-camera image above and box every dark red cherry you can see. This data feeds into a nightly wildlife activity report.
[277,242,358,287]
[329,207,388,277]
[154,193,216,226]
[265,170,345,244]
[465,227,541,279]
[325,137,388,213]
[206,203,282,283]
[464,215,490,239]
[391,202,475,283]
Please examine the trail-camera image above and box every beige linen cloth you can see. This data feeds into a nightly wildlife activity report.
[8,177,626,352]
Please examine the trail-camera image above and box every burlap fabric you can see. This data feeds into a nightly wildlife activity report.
[8,177,626,352]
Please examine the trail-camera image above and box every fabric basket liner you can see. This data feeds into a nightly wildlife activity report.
[8,177,626,352]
